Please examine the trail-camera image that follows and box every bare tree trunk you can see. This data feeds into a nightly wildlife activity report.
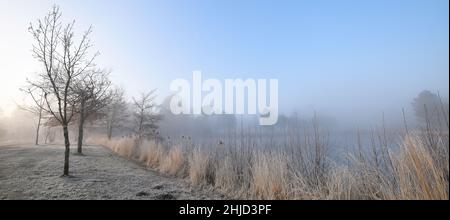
[77,101,85,154]
[106,115,113,140]
[35,107,42,145]
[107,122,113,140]
[77,117,85,154]
[62,124,70,176]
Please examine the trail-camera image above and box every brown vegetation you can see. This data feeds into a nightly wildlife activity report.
[88,126,449,200]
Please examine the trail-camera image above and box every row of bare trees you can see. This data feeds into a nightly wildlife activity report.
[24,6,160,176]
[25,6,91,175]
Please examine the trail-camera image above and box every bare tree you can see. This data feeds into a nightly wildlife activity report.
[132,90,161,141]
[17,92,46,145]
[412,90,442,126]
[26,6,99,176]
[43,117,59,144]
[0,108,5,140]
[105,87,128,140]
[73,69,112,154]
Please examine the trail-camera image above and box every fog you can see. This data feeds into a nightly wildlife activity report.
[0,1,448,200]
[1,0,449,122]
[2,89,448,151]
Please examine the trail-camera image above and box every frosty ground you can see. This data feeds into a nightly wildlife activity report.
[0,144,223,200]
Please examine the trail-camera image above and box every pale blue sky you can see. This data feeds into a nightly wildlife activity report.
[0,0,448,124]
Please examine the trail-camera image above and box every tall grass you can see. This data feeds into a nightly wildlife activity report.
[159,146,186,176]
[188,147,214,185]
[392,136,448,199]
[251,150,289,199]
[88,127,449,200]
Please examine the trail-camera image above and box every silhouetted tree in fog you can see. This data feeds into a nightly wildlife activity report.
[105,87,128,140]
[0,108,5,140]
[17,92,46,145]
[412,90,449,129]
[73,69,112,154]
[132,90,161,142]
